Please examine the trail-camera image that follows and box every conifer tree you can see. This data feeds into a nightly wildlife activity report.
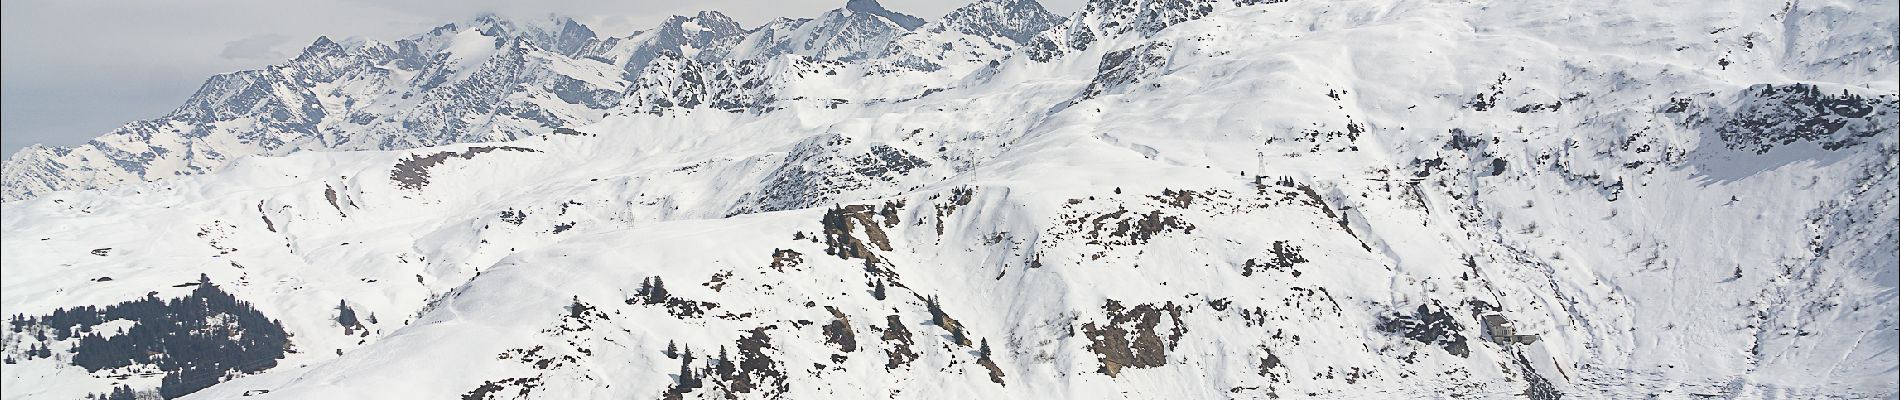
[336,300,360,328]
[927,295,944,326]
[715,346,733,378]
[650,277,670,304]
[678,360,695,389]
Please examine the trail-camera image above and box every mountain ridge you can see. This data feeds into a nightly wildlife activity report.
[1,0,1061,202]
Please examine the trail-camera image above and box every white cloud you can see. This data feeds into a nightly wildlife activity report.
[219,34,293,61]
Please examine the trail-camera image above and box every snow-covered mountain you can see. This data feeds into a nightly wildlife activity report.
[0,0,1012,202]
[0,13,620,202]
[3,0,1897,399]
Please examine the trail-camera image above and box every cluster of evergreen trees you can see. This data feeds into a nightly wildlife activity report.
[663,341,736,396]
[9,342,53,359]
[85,385,138,400]
[924,295,969,345]
[7,274,291,399]
[635,277,671,305]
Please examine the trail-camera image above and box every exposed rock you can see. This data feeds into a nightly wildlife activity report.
[1083,41,1174,99]
[977,355,1006,385]
[728,327,789,396]
[934,186,977,235]
[1082,300,1187,377]
[822,306,858,352]
[820,203,899,263]
[769,249,804,271]
[257,201,277,232]
[460,377,542,400]
[1703,83,1896,154]
[499,209,528,225]
[881,315,918,370]
[1376,303,1470,358]
[391,146,540,190]
[1242,240,1308,277]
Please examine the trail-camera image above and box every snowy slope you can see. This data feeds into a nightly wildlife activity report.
[3,0,1897,399]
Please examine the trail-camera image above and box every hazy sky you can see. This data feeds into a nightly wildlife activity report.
[0,0,1085,155]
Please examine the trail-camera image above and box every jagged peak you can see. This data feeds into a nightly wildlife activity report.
[447,13,596,38]
[298,36,344,60]
[309,35,338,48]
[692,10,742,29]
[845,0,927,30]
[425,21,461,37]
[755,16,813,30]
[658,10,745,35]
[928,0,1063,42]
[553,16,597,36]
[426,13,600,56]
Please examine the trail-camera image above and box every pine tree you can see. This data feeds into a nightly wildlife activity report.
[336,300,360,328]
[650,277,670,304]
[926,295,944,326]
[639,277,653,300]
[715,346,733,378]
[665,341,679,359]
[107,385,135,400]
[677,361,698,390]
[979,338,991,358]
[677,345,699,389]
[568,296,587,319]
[872,280,887,300]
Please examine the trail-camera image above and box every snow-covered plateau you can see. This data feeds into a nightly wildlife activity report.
[3,0,1896,399]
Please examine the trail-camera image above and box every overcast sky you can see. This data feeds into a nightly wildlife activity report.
[0,0,1085,155]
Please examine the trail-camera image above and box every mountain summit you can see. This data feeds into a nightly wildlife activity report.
[846,0,927,30]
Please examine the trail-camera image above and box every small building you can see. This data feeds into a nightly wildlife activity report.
[1481,314,1516,344]
[1482,314,1539,345]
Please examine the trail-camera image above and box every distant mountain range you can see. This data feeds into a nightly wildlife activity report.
[1,0,1058,202]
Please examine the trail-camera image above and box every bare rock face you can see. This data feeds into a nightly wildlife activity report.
[819,202,901,263]
[1082,299,1186,377]
[1699,83,1897,154]
[390,146,539,190]
[822,306,858,352]
[1376,303,1470,358]
[880,315,918,370]
[768,248,804,271]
